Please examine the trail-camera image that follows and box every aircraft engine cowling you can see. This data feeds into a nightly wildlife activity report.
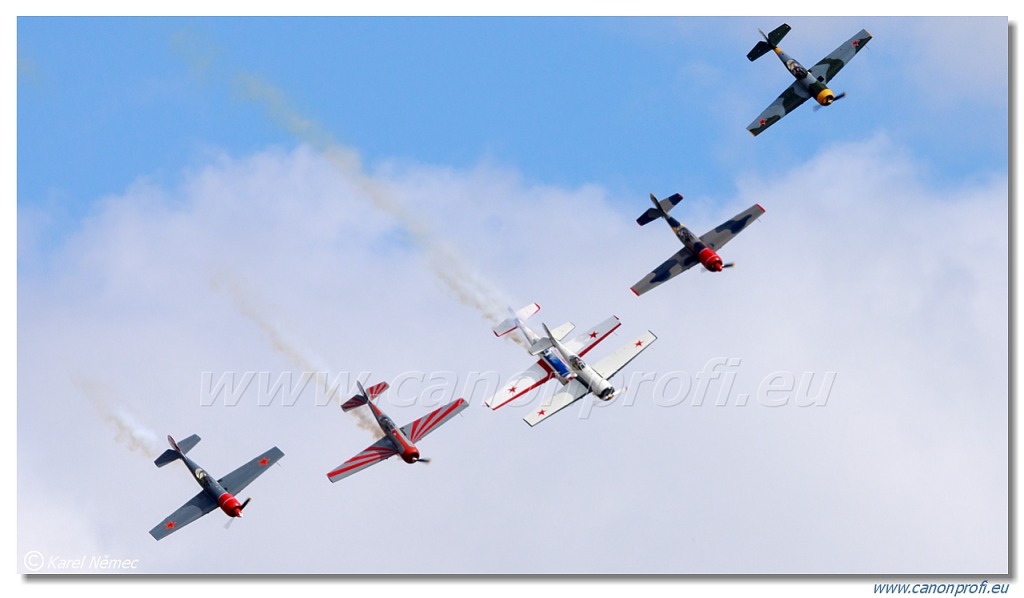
[401,449,421,464]
[697,247,724,272]
[815,87,835,106]
[218,493,244,517]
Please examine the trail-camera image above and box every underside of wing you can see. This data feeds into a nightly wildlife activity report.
[810,29,872,84]
[217,447,285,495]
[562,315,622,356]
[746,81,810,136]
[400,398,469,443]
[699,204,766,252]
[592,331,658,380]
[630,248,699,296]
[522,380,591,427]
[149,490,218,540]
[326,437,398,483]
[487,362,553,410]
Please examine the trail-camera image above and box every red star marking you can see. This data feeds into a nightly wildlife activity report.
[508,386,517,393]
[589,331,597,339]
[259,457,269,466]
[852,40,859,47]
[538,409,546,416]
[635,340,644,347]
[166,521,176,529]
[760,118,767,126]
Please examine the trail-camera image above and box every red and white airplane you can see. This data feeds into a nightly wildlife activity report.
[326,381,468,483]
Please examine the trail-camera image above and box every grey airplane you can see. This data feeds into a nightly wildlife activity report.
[149,435,284,540]
[747,23,872,136]
[630,193,764,296]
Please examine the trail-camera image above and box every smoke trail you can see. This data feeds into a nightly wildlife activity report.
[71,373,163,458]
[233,73,514,330]
[210,268,383,438]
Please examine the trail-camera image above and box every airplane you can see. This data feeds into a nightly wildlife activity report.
[746,23,872,136]
[326,381,468,482]
[517,322,656,426]
[486,303,622,410]
[149,435,284,540]
[630,193,764,296]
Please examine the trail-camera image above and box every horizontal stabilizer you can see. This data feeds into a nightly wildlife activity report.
[637,193,683,225]
[747,40,772,61]
[548,322,575,342]
[492,303,541,337]
[747,24,789,61]
[342,382,388,411]
[175,434,201,455]
[767,23,791,46]
[636,207,663,227]
[155,434,200,466]
[154,449,180,468]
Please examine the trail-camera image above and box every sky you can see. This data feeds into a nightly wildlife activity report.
[13,12,1011,585]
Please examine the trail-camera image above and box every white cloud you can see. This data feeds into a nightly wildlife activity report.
[18,129,1006,573]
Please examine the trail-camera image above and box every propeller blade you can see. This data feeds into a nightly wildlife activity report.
[239,497,251,512]
[417,458,432,464]
[224,518,235,530]
[723,262,736,269]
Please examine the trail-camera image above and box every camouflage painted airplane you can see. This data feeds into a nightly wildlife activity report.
[326,381,468,482]
[149,435,284,540]
[486,303,621,410]
[746,23,872,136]
[517,322,656,426]
[630,193,764,296]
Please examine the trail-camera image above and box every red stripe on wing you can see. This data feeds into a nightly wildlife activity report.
[578,320,621,357]
[490,370,553,410]
[407,398,468,443]
[326,444,397,479]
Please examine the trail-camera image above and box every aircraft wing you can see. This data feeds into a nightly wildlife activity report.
[562,315,622,356]
[401,398,469,443]
[746,80,811,136]
[326,437,399,483]
[810,29,872,84]
[592,331,658,380]
[630,247,700,296]
[522,379,591,427]
[487,361,554,410]
[699,204,766,252]
[149,490,218,540]
[217,447,285,495]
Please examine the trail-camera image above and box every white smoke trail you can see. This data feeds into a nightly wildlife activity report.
[71,373,163,458]
[210,268,383,438]
[233,73,515,330]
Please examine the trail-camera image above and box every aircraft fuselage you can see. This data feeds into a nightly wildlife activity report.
[772,46,835,106]
[177,453,244,518]
[367,400,421,463]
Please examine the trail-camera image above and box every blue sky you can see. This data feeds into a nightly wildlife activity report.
[19,17,1007,251]
[14,15,1010,583]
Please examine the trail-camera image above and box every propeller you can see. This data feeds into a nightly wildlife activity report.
[723,262,736,269]
[417,458,432,465]
[224,498,251,530]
